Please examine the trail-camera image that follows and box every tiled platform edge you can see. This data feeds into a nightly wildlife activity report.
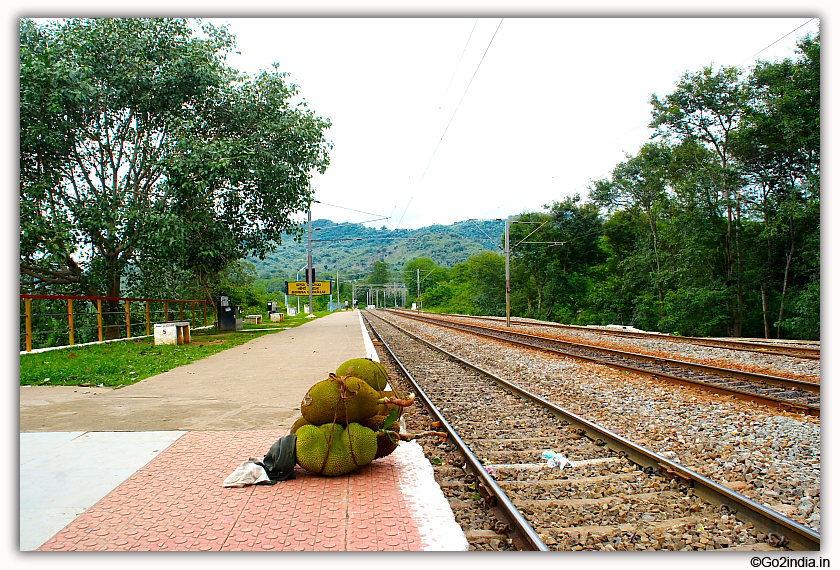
[37,430,467,551]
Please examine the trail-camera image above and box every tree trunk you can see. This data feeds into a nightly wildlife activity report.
[103,266,122,340]
[776,241,796,339]
[645,208,665,318]
[734,189,744,337]
[760,282,771,339]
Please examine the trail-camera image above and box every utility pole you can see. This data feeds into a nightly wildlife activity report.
[307,198,315,318]
[505,217,511,327]
[417,269,420,310]
[296,264,306,315]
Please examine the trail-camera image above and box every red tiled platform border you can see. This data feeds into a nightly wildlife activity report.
[38,430,429,551]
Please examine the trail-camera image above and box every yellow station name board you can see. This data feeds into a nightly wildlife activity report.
[286,281,332,296]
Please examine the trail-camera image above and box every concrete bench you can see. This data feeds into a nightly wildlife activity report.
[154,321,191,346]
[243,314,263,325]
[270,313,284,322]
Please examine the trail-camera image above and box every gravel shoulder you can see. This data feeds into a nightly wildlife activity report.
[387,312,821,534]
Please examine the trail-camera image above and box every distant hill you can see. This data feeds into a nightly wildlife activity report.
[248,218,504,281]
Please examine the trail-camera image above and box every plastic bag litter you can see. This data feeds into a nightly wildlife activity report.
[223,459,270,487]
[542,450,575,469]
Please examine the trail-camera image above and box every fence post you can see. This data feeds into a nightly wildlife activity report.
[164,301,168,323]
[146,301,151,336]
[68,299,75,346]
[25,298,32,352]
[203,301,207,326]
[125,299,131,339]
[97,299,103,342]
[179,301,183,322]
[191,301,196,328]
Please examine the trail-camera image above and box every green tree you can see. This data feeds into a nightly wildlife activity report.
[507,212,557,320]
[368,260,390,285]
[543,196,605,322]
[402,257,445,303]
[591,142,673,315]
[468,252,506,316]
[19,18,331,318]
[650,64,749,335]
[734,31,820,338]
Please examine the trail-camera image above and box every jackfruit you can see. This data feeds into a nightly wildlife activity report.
[295,422,377,476]
[289,416,311,434]
[373,430,400,459]
[301,373,382,426]
[360,403,404,459]
[336,358,389,391]
[363,391,416,432]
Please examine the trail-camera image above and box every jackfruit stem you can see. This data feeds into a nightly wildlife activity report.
[377,393,416,408]
[396,430,448,442]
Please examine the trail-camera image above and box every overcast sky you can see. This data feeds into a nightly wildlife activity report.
[201,17,821,230]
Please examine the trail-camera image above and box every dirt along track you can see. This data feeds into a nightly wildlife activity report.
[369,309,821,536]
[19,310,368,433]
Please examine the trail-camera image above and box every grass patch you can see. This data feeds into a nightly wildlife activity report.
[20,311,333,388]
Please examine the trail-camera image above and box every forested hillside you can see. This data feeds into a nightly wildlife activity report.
[249,218,503,283]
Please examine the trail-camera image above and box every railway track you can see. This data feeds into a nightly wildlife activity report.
[386,310,819,417]
[402,310,820,360]
[362,310,820,552]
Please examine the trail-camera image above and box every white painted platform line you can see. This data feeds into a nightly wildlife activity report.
[395,441,469,551]
[19,430,187,551]
[356,309,396,391]
[357,309,379,362]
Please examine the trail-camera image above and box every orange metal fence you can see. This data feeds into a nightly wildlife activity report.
[20,294,217,352]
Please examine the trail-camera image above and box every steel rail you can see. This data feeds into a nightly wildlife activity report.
[366,310,820,552]
[364,313,549,551]
[390,310,820,416]
[395,310,820,360]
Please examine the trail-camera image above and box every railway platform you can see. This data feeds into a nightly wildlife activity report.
[19,310,468,552]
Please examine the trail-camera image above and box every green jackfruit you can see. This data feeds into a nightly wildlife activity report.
[336,358,389,391]
[301,374,381,426]
[295,422,377,476]
[374,430,400,459]
[289,416,311,434]
[361,416,400,459]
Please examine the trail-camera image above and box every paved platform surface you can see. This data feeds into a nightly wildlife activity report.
[35,430,464,551]
[19,431,187,551]
[19,310,468,552]
[20,310,378,433]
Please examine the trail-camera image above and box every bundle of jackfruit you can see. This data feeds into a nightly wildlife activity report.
[289,358,419,477]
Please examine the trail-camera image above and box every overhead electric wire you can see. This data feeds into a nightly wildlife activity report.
[738,18,817,66]
[395,18,504,231]
[388,19,478,230]
[314,201,390,219]
[438,19,480,108]
[468,218,504,250]
[316,218,390,230]
[438,18,504,143]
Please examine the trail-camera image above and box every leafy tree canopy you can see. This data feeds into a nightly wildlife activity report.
[20,17,332,301]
